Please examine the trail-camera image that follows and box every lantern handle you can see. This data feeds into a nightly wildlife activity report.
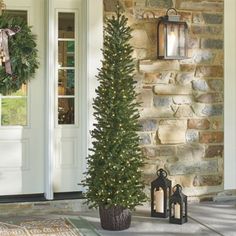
[156,168,167,178]
[173,184,183,192]
[166,8,178,16]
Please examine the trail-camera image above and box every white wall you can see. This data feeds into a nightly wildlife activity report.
[224,0,236,189]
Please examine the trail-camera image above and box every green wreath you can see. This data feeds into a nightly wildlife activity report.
[0,14,39,95]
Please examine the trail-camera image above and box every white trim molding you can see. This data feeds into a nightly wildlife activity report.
[45,0,103,198]
[45,0,55,200]
[224,0,236,190]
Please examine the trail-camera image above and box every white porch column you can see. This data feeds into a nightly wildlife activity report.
[224,0,236,190]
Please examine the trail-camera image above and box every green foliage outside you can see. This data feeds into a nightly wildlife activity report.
[1,97,27,126]
[83,6,146,210]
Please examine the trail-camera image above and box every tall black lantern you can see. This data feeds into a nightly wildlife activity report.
[169,184,188,224]
[151,168,172,218]
[157,8,188,60]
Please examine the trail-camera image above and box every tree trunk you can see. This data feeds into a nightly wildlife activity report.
[99,205,131,231]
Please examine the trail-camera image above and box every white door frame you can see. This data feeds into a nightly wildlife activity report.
[45,0,103,199]
[224,0,236,190]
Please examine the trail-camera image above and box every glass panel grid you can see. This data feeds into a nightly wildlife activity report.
[57,12,76,126]
[0,10,28,127]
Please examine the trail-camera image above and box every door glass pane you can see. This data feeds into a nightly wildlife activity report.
[0,10,28,127]
[58,98,74,124]
[3,10,27,22]
[58,69,75,95]
[58,41,75,67]
[57,11,76,125]
[1,98,27,126]
[10,84,28,96]
[58,12,75,38]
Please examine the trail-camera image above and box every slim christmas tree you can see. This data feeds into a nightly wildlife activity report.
[83,5,146,214]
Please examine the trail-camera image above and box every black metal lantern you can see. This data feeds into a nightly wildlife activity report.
[169,184,188,224]
[151,168,172,218]
[157,8,188,60]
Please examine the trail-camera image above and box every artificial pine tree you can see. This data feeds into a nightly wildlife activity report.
[83,4,146,230]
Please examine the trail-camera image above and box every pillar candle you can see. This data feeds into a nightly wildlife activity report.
[174,203,181,219]
[154,188,164,213]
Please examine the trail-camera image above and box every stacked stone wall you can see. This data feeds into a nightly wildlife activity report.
[104,0,224,200]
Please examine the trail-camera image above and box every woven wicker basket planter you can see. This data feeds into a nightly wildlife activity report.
[99,205,131,231]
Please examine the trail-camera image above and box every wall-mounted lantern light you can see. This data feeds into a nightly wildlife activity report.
[157,8,188,60]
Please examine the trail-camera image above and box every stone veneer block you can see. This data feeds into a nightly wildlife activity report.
[143,160,161,175]
[139,133,152,145]
[175,0,223,12]
[192,80,209,91]
[201,39,224,49]
[154,84,192,95]
[140,107,174,118]
[188,119,210,130]
[104,0,120,12]
[138,90,153,107]
[153,96,173,107]
[142,146,159,158]
[207,79,224,91]
[174,105,194,118]
[139,60,180,72]
[176,72,194,85]
[199,131,223,143]
[192,103,223,117]
[176,144,205,162]
[147,0,173,8]
[202,13,223,24]
[167,159,218,175]
[191,25,223,35]
[131,29,150,49]
[186,130,199,143]
[196,93,223,103]
[192,50,216,64]
[211,117,223,130]
[124,0,133,8]
[173,95,192,105]
[158,120,187,144]
[195,65,224,77]
[205,145,223,158]
[193,175,222,186]
[139,119,157,131]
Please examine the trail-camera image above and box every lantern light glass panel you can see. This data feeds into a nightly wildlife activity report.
[169,184,188,224]
[151,169,172,218]
[158,19,188,60]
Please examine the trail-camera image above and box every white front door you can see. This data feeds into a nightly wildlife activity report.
[50,0,83,193]
[0,0,45,195]
[0,0,103,198]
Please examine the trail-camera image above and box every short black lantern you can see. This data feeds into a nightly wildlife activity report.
[169,184,188,224]
[157,8,188,60]
[151,168,172,218]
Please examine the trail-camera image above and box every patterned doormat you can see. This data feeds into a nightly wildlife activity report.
[0,218,81,236]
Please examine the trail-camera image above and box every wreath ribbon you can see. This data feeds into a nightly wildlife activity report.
[0,28,17,74]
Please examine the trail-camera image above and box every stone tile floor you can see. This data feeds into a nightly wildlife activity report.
[79,201,236,236]
[0,201,235,236]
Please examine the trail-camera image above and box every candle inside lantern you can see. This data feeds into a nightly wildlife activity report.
[174,203,181,219]
[155,188,164,213]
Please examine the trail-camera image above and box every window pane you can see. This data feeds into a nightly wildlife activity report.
[58,69,75,95]
[58,12,75,38]
[9,84,28,96]
[58,41,75,67]
[4,10,27,23]
[58,98,74,124]
[1,98,27,126]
